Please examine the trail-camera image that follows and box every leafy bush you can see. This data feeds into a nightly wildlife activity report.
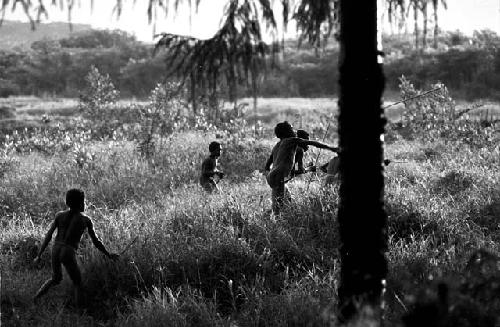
[78,65,119,115]
[78,66,121,139]
[390,76,498,147]
[0,105,15,119]
[0,79,19,98]
[2,121,91,156]
[135,83,190,158]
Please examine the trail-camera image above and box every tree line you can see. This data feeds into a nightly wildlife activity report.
[0,30,166,98]
[1,28,500,100]
[385,0,447,50]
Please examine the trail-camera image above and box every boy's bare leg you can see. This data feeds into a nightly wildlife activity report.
[61,246,84,307]
[74,285,84,308]
[33,279,59,302]
[201,179,217,193]
[34,246,63,302]
[272,182,287,215]
[271,187,280,215]
[284,185,291,204]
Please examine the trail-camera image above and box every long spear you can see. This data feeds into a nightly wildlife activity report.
[382,86,443,110]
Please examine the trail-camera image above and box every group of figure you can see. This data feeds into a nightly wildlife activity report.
[199,121,340,214]
[33,121,340,307]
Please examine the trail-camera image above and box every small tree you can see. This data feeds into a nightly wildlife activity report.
[78,66,120,139]
[78,65,119,117]
[136,82,189,158]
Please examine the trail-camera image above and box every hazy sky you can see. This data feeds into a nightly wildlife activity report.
[4,0,500,42]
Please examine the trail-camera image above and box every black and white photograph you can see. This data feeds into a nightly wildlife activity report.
[0,0,499,326]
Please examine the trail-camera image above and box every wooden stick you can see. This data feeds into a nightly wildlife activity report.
[382,86,442,110]
[119,236,139,256]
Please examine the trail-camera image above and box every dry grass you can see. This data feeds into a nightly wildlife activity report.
[1,97,499,326]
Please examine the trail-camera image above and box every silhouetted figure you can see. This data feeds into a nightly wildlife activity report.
[320,157,398,186]
[200,141,224,193]
[320,155,340,185]
[264,122,338,214]
[33,189,118,306]
[292,129,317,178]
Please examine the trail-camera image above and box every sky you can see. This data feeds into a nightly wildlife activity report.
[3,0,500,42]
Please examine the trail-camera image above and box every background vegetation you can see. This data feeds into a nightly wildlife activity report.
[3,22,500,101]
[1,12,500,325]
[1,68,499,325]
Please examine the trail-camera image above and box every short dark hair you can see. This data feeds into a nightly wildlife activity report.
[274,121,295,139]
[66,188,84,211]
[296,129,309,140]
[209,141,221,153]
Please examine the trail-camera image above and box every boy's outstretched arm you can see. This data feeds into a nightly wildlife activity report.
[87,219,119,259]
[34,219,57,263]
[301,139,339,152]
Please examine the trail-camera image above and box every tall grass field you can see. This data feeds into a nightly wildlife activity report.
[1,88,499,326]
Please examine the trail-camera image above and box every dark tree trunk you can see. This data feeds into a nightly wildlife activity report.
[422,1,428,49]
[209,72,219,121]
[282,30,286,61]
[337,0,388,323]
[413,2,419,49]
[190,71,197,114]
[400,2,406,34]
[251,61,258,136]
[433,0,439,48]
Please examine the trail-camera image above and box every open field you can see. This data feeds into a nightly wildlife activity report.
[3,95,499,127]
[1,96,499,326]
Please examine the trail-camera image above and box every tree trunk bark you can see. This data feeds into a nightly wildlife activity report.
[209,72,219,122]
[337,0,388,323]
[414,2,419,49]
[190,71,197,114]
[251,61,258,137]
[422,2,428,49]
[282,29,286,61]
[433,1,439,48]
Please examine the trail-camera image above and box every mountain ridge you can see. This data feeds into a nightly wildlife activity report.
[0,20,92,49]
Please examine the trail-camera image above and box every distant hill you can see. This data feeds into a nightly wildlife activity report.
[0,20,92,49]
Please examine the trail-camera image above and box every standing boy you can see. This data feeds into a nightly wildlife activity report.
[33,188,118,306]
[293,129,317,178]
[264,122,339,214]
[200,141,224,193]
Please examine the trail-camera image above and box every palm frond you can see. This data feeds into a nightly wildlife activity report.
[154,0,279,105]
[293,0,337,48]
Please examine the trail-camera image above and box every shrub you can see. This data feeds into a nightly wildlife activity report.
[391,76,497,147]
[117,287,225,327]
[135,83,189,158]
[79,66,119,116]
[0,105,15,119]
[78,66,121,139]
[2,122,91,156]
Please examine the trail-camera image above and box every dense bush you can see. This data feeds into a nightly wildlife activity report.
[387,77,498,147]
[0,30,158,98]
[3,29,500,99]
[384,34,500,101]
